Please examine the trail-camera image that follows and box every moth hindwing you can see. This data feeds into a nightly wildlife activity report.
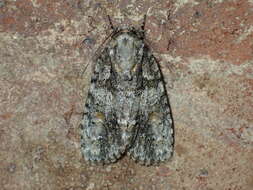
[80,27,174,165]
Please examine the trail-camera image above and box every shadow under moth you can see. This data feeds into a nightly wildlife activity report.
[80,16,174,165]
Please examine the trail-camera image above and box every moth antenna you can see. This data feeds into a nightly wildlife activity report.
[142,15,147,30]
[141,14,147,38]
[107,15,114,30]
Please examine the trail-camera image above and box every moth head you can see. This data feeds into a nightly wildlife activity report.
[109,30,144,81]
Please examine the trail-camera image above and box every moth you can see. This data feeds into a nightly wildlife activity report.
[80,16,174,165]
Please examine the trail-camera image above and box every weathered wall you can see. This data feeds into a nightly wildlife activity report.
[0,0,252,189]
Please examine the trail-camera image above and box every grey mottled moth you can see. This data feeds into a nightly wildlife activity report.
[80,16,174,165]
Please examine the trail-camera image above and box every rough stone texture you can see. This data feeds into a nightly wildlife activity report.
[0,0,252,190]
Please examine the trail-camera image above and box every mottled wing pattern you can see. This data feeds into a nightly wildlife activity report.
[128,48,174,165]
[80,49,124,164]
[81,28,174,166]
